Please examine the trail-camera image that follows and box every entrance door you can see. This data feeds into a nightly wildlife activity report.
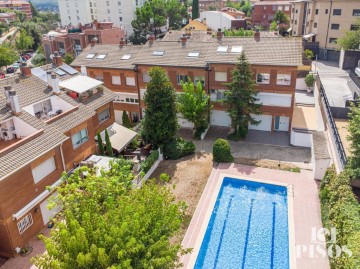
[274,116,289,131]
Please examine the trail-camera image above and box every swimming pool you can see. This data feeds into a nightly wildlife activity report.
[194,177,289,269]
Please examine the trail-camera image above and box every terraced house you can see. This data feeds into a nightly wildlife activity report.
[72,31,303,133]
[0,56,116,257]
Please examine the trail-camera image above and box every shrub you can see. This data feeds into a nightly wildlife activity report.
[304,49,314,60]
[141,150,159,173]
[320,166,360,268]
[213,139,234,163]
[163,137,195,160]
[305,73,316,88]
[122,110,132,129]
[159,173,170,183]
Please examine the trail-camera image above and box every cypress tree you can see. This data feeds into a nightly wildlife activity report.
[192,0,199,19]
[122,110,132,128]
[97,132,105,156]
[224,51,262,139]
[105,129,113,157]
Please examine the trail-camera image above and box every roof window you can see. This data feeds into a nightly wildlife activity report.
[217,46,228,53]
[96,54,107,59]
[85,53,96,59]
[231,46,243,53]
[188,52,200,57]
[153,51,165,56]
[121,54,132,60]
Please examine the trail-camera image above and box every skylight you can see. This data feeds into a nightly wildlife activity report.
[86,53,96,59]
[121,54,132,60]
[217,46,228,53]
[96,54,107,59]
[188,52,200,57]
[153,51,165,56]
[231,46,243,53]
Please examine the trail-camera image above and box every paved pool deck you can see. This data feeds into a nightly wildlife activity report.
[181,163,330,269]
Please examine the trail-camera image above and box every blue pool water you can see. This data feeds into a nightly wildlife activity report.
[194,177,289,269]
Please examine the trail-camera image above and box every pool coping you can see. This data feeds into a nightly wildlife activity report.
[181,172,296,269]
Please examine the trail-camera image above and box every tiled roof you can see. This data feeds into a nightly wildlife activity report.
[71,44,143,70]
[312,131,331,160]
[0,71,116,181]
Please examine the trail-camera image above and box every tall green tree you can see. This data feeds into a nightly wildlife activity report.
[337,18,360,50]
[142,67,178,147]
[224,52,261,139]
[347,104,360,179]
[15,29,34,53]
[0,44,18,68]
[63,53,74,65]
[29,0,38,17]
[105,129,113,157]
[192,0,199,19]
[96,132,105,156]
[32,161,187,269]
[122,110,132,129]
[178,80,211,139]
[274,10,289,24]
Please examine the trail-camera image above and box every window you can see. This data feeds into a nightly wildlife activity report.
[325,9,328,14]
[96,54,107,59]
[296,9,298,14]
[295,20,297,25]
[72,128,89,148]
[278,6,283,11]
[308,9,311,14]
[95,75,103,81]
[188,52,200,57]
[331,24,340,30]
[315,9,318,15]
[17,214,33,234]
[329,38,337,44]
[256,73,270,84]
[272,5,276,11]
[215,72,227,82]
[292,8,294,13]
[210,89,226,101]
[121,54,132,60]
[333,9,341,16]
[86,53,96,59]
[98,108,110,123]
[217,46,228,53]
[231,46,242,53]
[177,75,188,84]
[125,97,138,103]
[284,6,289,11]
[142,72,151,82]
[32,157,56,184]
[119,17,122,21]
[276,74,291,85]
[111,76,121,85]
[353,9,360,16]
[114,94,138,103]
[125,77,135,86]
[314,22,317,28]
[194,75,205,87]
[351,24,359,31]
[153,51,165,56]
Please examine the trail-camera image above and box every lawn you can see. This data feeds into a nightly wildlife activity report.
[151,153,213,243]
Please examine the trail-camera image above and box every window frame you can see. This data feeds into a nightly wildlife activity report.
[71,128,89,149]
[98,108,110,124]
[214,71,227,82]
[17,214,33,234]
[331,23,340,30]
[176,75,188,84]
[276,74,291,86]
[256,73,270,84]
[333,9,341,16]
[111,75,121,85]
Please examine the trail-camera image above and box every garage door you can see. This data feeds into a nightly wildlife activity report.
[40,192,61,225]
[210,110,231,127]
[248,114,272,131]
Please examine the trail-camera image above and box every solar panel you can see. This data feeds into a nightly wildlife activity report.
[54,68,66,76]
[59,64,78,75]
[31,67,47,82]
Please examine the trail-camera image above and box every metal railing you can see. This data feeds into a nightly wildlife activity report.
[319,81,348,169]
[349,70,360,90]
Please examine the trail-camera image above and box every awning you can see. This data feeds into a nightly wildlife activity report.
[287,28,293,32]
[303,33,315,39]
[59,75,103,94]
[12,177,64,220]
[97,123,138,152]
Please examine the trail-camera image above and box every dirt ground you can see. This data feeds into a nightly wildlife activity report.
[151,153,213,242]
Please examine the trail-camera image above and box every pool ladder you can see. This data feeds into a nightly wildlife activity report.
[287,184,294,197]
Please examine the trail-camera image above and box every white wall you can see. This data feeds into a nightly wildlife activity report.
[200,11,232,30]
[290,130,312,148]
[58,0,92,26]
[296,78,306,91]
[115,110,123,124]
[32,157,56,184]
[256,93,292,107]
[12,117,38,138]
[210,110,231,127]
[248,114,272,131]
[40,192,61,225]
[51,96,75,112]
[314,158,331,180]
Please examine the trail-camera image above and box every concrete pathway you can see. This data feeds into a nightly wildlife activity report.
[0,28,17,44]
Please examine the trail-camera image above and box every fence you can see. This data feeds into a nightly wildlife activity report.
[318,81,347,170]
[133,149,163,187]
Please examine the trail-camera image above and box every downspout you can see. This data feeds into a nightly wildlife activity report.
[134,65,141,119]
[325,0,333,50]
[59,142,66,172]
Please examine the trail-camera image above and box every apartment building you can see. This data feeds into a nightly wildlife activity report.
[0,57,116,257]
[72,32,302,133]
[0,0,31,19]
[42,20,126,61]
[57,0,146,36]
[290,0,360,60]
[252,1,292,27]
[197,0,240,12]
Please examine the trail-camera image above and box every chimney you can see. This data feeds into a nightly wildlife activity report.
[90,37,98,47]
[148,35,155,46]
[181,34,187,47]
[254,29,260,41]
[4,85,11,106]
[119,37,126,48]
[20,63,32,77]
[46,71,52,87]
[8,90,21,115]
[207,27,212,35]
[51,74,61,95]
[53,51,63,67]
[217,28,223,41]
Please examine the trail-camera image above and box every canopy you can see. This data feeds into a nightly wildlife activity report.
[97,123,138,152]
[59,75,103,94]
[303,33,315,39]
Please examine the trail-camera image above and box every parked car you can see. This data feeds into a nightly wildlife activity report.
[6,67,15,74]
[21,55,30,61]
[12,62,20,69]
[0,72,5,79]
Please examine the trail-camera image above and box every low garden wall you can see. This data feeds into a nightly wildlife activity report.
[134,149,163,187]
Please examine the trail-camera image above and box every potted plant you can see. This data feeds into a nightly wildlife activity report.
[97,86,104,94]
[305,73,316,93]
[20,245,33,257]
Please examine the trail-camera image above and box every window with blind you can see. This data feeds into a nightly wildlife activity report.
[71,128,89,149]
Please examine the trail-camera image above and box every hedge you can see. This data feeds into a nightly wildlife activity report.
[163,137,195,160]
[213,139,234,163]
[140,150,159,174]
[320,166,360,268]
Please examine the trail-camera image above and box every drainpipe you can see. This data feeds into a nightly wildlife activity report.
[134,65,141,119]
[60,142,66,172]
[325,0,333,51]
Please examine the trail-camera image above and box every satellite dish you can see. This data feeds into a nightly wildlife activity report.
[50,54,55,60]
